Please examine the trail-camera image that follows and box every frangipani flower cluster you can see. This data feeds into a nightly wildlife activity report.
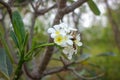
[47,23,82,59]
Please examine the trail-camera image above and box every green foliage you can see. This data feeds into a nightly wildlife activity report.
[96,52,116,57]
[0,28,14,64]
[87,0,100,15]
[0,48,13,80]
[12,11,25,47]
[77,53,91,61]
[10,31,19,48]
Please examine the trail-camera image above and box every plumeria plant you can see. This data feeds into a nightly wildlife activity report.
[0,0,103,80]
[48,23,82,59]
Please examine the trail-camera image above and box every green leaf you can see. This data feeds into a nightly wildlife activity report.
[0,48,13,80]
[6,56,13,76]
[0,30,14,64]
[78,69,86,76]
[22,33,29,49]
[87,0,100,15]
[12,11,25,45]
[10,30,19,48]
[77,53,91,62]
[96,52,116,57]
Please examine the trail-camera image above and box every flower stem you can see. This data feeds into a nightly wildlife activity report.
[13,56,24,80]
[25,43,55,60]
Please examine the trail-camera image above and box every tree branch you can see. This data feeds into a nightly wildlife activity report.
[104,0,120,50]
[23,63,36,79]
[42,61,75,77]
[0,0,12,20]
[62,0,88,14]
[69,68,104,80]
[36,3,57,15]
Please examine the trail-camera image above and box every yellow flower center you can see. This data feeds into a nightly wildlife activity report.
[54,35,64,45]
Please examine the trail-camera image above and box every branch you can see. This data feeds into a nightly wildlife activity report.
[36,3,57,15]
[8,0,14,6]
[0,0,12,20]
[104,0,120,50]
[30,2,36,12]
[23,63,36,79]
[62,0,88,14]
[69,68,104,80]
[42,61,75,77]
[28,3,56,49]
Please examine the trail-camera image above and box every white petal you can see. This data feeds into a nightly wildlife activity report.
[59,23,67,28]
[74,49,77,54]
[47,28,55,33]
[60,30,66,36]
[63,49,68,54]
[68,55,72,60]
[76,34,80,41]
[69,27,77,31]
[51,34,56,38]
[53,25,60,30]
[67,40,73,45]
[77,42,82,46]
[68,35,73,38]
[61,42,67,47]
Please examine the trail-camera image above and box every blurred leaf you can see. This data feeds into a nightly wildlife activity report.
[0,30,14,64]
[96,52,116,57]
[78,69,86,76]
[10,30,19,48]
[0,48,13,80]
[78,53,91,61]
[6,56,13,77]
[12,11,25,45]
[87,0,100,15]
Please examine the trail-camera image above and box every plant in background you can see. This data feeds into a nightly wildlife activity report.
[0,0,106,80]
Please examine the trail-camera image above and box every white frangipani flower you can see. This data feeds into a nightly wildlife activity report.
[47,22,82,60]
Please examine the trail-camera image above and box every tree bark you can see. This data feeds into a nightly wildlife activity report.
[105,0,120,50]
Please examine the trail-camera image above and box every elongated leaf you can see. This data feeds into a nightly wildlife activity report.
[96,52,116,57]
[0,48,13,79]
[77,54,91,62]
[87,0,100,15]
[22,33,29,49]
[78,53,91,61]
[10,30,19,48]
[12,11,25,44]
[6,55,13,76]
[0,30,14,63]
